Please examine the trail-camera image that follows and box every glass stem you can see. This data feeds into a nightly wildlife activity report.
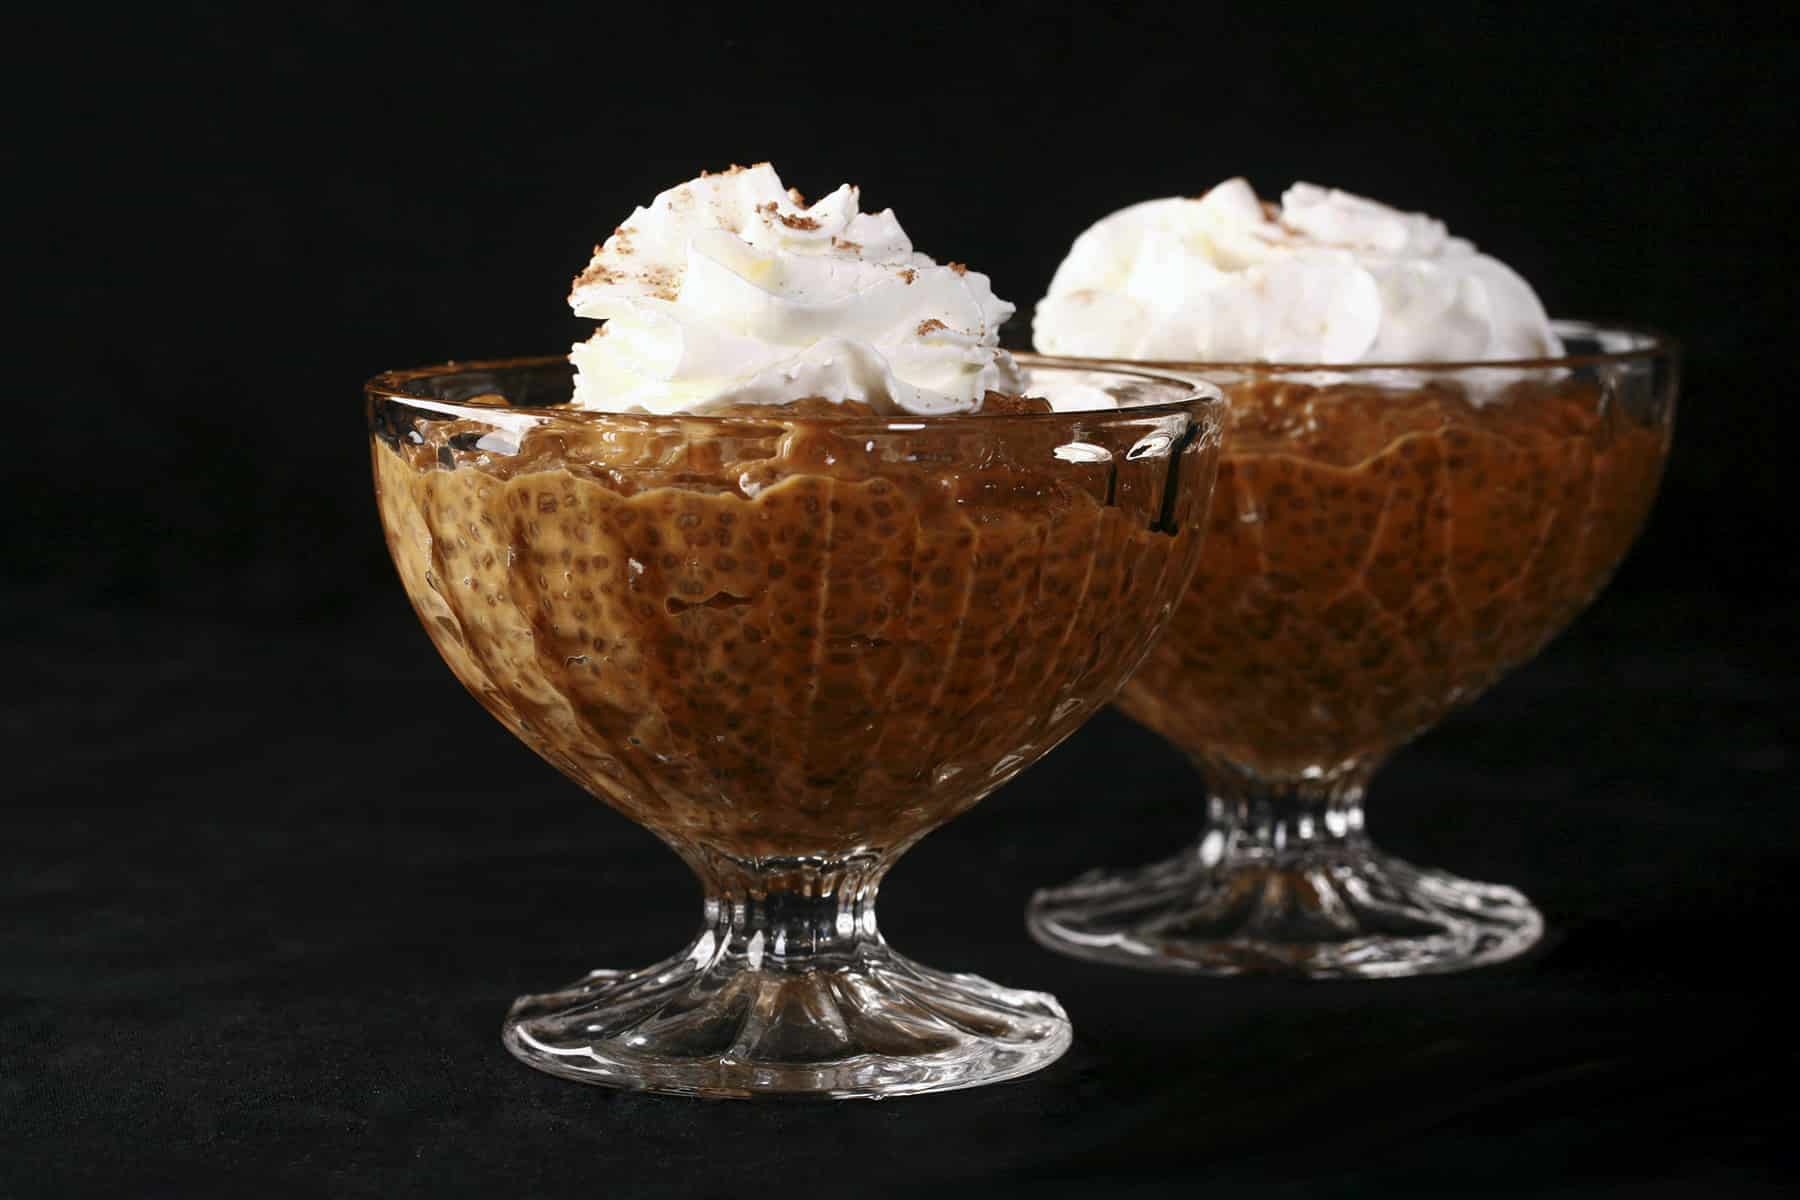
[679,846,893,971]
[1197,759,1377,869]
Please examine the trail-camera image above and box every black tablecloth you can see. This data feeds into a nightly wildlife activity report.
[5,591,1793,1197]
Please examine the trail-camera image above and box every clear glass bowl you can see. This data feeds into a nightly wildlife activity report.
[1023,322,1676,978]
[367,358,1223,1097]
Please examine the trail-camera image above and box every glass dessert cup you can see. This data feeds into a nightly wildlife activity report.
[1023,322,1676,978]
[367,358,1223,1097]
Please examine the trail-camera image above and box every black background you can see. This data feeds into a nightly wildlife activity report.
[8,3,1797,1196]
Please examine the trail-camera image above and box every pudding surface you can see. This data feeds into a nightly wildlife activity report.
[1115,374,1669,776]
[375,392,1216,856]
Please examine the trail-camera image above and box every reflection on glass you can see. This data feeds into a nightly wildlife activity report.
[1025,324,1676,978]
[368,358,1222,1096]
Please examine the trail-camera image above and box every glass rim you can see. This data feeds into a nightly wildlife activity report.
[365,355,1223,428]
[1014,318,1678,374]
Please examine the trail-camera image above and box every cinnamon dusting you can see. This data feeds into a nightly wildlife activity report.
[574,262,621,289]
[759,201,820,231]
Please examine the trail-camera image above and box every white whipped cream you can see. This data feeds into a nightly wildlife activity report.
[568,163,1022,415]
[1033,179,1564,364]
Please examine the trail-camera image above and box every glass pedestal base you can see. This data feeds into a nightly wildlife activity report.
[1027,844,1543,979]
[503,941,1070,1099]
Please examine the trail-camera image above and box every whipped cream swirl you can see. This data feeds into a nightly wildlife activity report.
[1033,179,1563,364]
[568,164,1022,415]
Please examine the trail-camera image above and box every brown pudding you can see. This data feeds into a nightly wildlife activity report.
[372,384,1216,858]
[1115,375,1669,777]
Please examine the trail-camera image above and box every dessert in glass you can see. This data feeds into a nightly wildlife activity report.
[367,166,1224,1096]
[1023,180,1675,978]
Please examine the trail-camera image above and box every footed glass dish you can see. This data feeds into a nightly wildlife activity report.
[1023,323,1676,978]
[368,357,1222,1096]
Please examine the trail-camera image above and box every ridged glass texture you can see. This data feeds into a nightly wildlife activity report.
[1025,323,1677,978]
[368,358,1222,1096]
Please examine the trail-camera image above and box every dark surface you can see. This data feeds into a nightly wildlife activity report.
[10,4,1798,1196]
[5,590,1796,1197]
